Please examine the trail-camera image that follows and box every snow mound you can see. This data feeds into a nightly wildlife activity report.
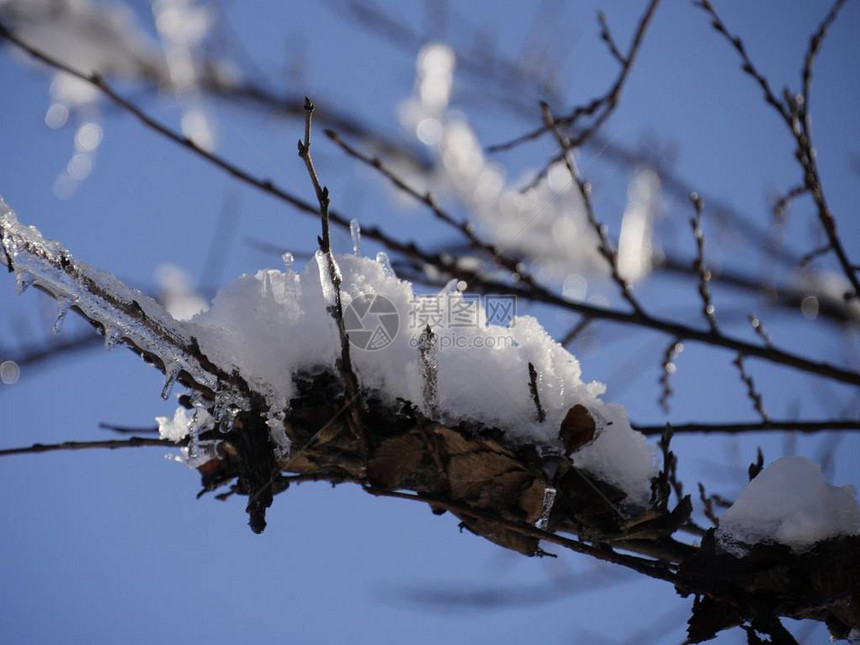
[717,456,860,553]
[189,253,656,504]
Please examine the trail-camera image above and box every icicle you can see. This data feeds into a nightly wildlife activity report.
[417,325,438,417]
[349,219,361,255]
[267,411,292,460]
[53,296,72,334]
[217,406,239,434]
[212,389,240,434]
[187,407,202,460]
[164,441,219,469]
[103,326,121,351]
[281,251,300,303]
[535,486,557,530]
[160,362,180,400]
[376,251,395,278]
[281,251,294,274]
[315,250,339,308]
[15,270,34,295]
[437,278,459,296]
[260,270,274,299]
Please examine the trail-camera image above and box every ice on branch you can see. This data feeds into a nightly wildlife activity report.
[716,456,860,554]
[0,199,253,411]
[395,43,659,288]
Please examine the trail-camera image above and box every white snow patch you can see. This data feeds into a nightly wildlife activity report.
[717,456,860,553]
[157,406,192,442]
[189,254,656,504]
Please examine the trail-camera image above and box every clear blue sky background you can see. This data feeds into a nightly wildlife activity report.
[1,1,858,643]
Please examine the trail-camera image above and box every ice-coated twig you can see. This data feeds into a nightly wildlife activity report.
[0,200,257,408]
[298,97,365,446]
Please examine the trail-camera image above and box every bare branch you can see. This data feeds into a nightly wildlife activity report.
[632,418,860,436]
[697,0,860,300]
[298,98,365,447]
[689,193,719,332]
[487,0,659,154]
[541,102,645,314]
[658,338,684,413]
[0,436,174,457]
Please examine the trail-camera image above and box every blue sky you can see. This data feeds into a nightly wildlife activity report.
[1,1,858,643]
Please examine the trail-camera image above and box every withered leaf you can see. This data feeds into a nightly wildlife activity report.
[447,451,520,500]
[560,404,597,454]
[456,514,540,556]
[687,596,741,643]
[367,434,426,489]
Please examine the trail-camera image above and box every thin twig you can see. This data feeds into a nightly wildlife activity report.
[0,436,175,457]
[799,243,832,268]
[689,192,718,332]
[297,97,364,447]
[363,486,678,583]
[542,102,644,314]
[325,129,531,282]
[527,362,546,423]
[597,11,626,66]
[560,317,592,346]
[658,338,684,413]
[630,418,860,436]
[748,314,772,348]
[733,353,769,422]
[697,483,719,527]
[697,0,860,300]
[487,0,659,154]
